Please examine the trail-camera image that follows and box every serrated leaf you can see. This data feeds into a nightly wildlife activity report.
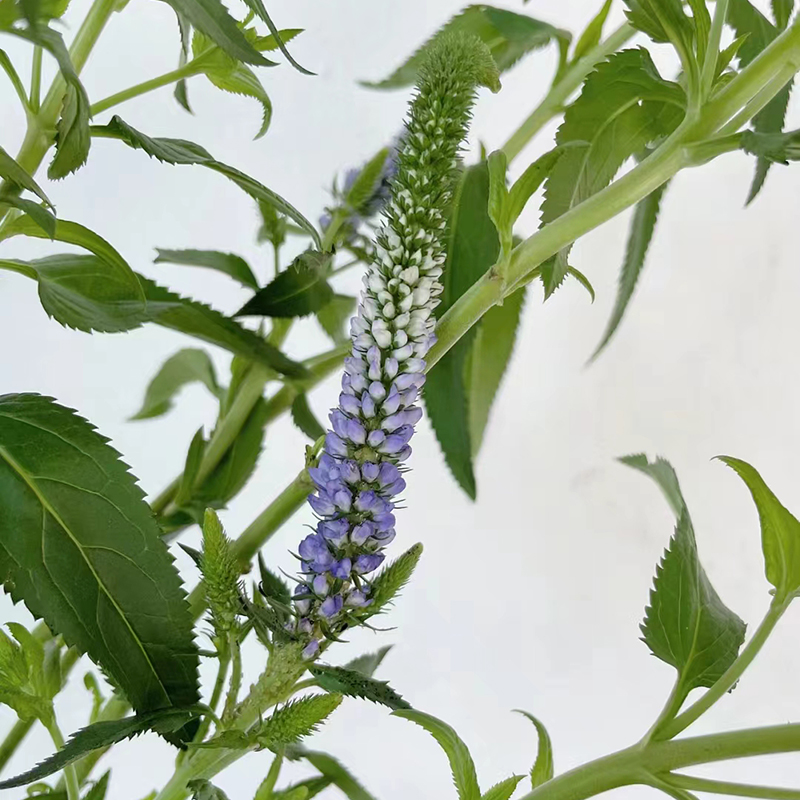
[591,182,668,360]
[393,709,480,800]
[309,664,410,711]
[91,116,321,248]
[718,456,800,602]
[465,287,525,458]
[636,458,746,693]
[364,543,422,618]
[343,645,392,678]
[481,776,524,800]
[619,453,686,517]
[0,394,200,719]
[0,144,53,207]
[317,294,356,345]
[84,771,110,800]
[131,348,222,420]
[136,276,306,378]
[155,248,258,290]
[290,394,325,441]
[622,0,693,49]
[0,196,56,238]
[188,780,231,800]
[255,694,342,748]
[728,0,795,203]
[161,0,270,66]
[237,251,333,318]
[573,0,612,61]
[741,127,800,163]
[364,5,569,89]
[515,711,553,788]
[426,163,499,499]
[258,552,291,605]
[772,0,794,27]
[0,706,204,788]
[539,49,685,296]
[237,0,312,74]
[288,749,377,800]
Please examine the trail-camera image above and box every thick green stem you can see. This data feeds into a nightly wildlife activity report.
[501,23,635,162]
[30,47,42,111]
[660,599,788,740]
[701,0,730,100]
[665,773,800,800]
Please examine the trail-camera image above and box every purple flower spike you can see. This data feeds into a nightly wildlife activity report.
[354,553,386,574]
[320,595,343,619]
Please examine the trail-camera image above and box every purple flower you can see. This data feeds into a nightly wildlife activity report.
[354,553,385,574]
[320,595,343,619]
[302,639,320,659]
[330,558,352,580]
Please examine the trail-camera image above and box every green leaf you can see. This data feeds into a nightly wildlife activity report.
[188,780,231,800]
[271,778,331,800]
[160,0,271,66]
[539,48,685,296]
[741,127,800,163]
[364,543,422,617]
[237,251,333,318]
[131,348,222,420]
[0,706,204,788]
[288,749,377,800]
[91,116,321,248]
[255,694,342,748]
[572,0,612,61]
[172,7,193,112]
[176,429,206,507]
[0,196,56,238]
[505,146,566,227]
[344,147,391,215]
[317,294,356,344]
[515,711,553,788]
[290,394,325,441]
[772,0,794,27]
[363,5,569,89]
[343,645,392,678]
[728,0,794,203]
[622,0,694,51]
[481,776,524,800]
[155,248,258,290]
[0,394,200,722]
[0,143,53,206]
[136,276,307,378]
[258,552,291,605]
[426,163,499,499]
[256,198,287,250]
[486,149,509,253]
[84,771,110,800]
[309,664,410,711]
[237,1,312,74]
[591,181,669,360]
[636,458,747,693]
[392,709,480,800]
[465,287,525,458]
[718,456,800,602]
[619,453,686,518]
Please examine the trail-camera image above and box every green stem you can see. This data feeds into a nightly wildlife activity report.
[664,773,800,800]
[501,23,635,162]
[644,679,688,743]
[90,61,205,115]
[44,718,80,800]
[221,632,242,724]
[190,656,229,747]
[719,69,796,136]
[321,209,347,252]
[659,599,788,740]
[701,0,730,100]
[0,51,30,112]
[30,47,42,112]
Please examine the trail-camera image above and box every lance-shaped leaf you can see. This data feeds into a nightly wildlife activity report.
[363,5,569,89]
[619,453,685,517]
[317,294,356,344]
[515,711,553,788]
[718,456,800,602]
[572,0,613,61]
[0,144,53,207]
[591,182,669,360]
[0,395,200,721]
[772,0,795,27]
[309,664,410,711]
[237,251,333,318]
[343,645,392,678]
[481,776,524,800]
[131,348,223,420]
[237,1,312,74]
[91,116,321,248]
[0,706,204,788]
[287,749,378,800]
[539,49,685,295]
[393,709,480,800]
[634,457,746,693]
[155,248,258,290]
[271,778,331,800]
[0,196,56,238]
[728,0,795,203]
[290,394,325,441]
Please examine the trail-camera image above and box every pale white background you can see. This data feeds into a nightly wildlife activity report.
[1,0,800,797]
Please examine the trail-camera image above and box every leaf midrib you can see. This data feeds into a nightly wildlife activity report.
[0,440,170,707]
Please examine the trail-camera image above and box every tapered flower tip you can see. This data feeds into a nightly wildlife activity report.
[419,32,502,94]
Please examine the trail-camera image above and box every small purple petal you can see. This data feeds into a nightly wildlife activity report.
[299,534,328,561]
[361,394,376,418]
[320,595,344,618]
[340,460,360,484]
[308,492,336,516]
[319,519,349,546]
[302,639,320,659]
[344,356,366,376]
[384,477,407,496]
[339,393,361,416]
[345,590,372,608]
[330,409,349,438]
[350,373,369,393]
[345,418,367,445]
[373,511,396,531]
[333,489,353,512]
[313,574,329,596]
[395,372,423,391]
[367,429,386,447]
[397,444,412,462]
[325,432,349,457]
[384,358,399,378]
[296,599,311,615]
[330,558,352,580]
[382,387,401,415]
[355,490,381,513]
[379,434,405,455]
[354,553,385,574]
[369,381,387,401]
[298,617,314,634]
[405,405,423,425]
[378,463,400,486]
[351,521,374,545]
[361,462,380,482]
[373,528,396,545]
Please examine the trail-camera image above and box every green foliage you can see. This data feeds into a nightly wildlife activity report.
[772,0,795,28]
[84,771,110,800]
[718,456,800,602]
[572,0,612,62]
[136,277,306,378]
[515,710,554,788]
[0,624,58,724]
[237,251,333,318]
[622,0,694,52]
[201,509,241,636]
[287,749,377,800]
[0,195,56,237]
[343,645,392,678]
[0,144,53,207]
[290,394,325,441]
[271,778,331,800]
[316,294,356,344]
[131,348,223,420]
[236,1,312,75]
[188,779,231,800]
[741,126,800,164]
[728,0,795,203]
[309,664,410,711]
[155,248,258,290]
[343,147,390,215]
[539,48,685,295]
[0,394,200,719]
[619,453,686,517]
[258,552,291,605]
[91,116,321,248]
[364,543,423,617]
[254,694,342,748]
[0,706,204,788]
[633,457,747,694]
[481,776,524,800]
[393,708,480,800]
[364,5,569,89]
[591,182,669,360]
